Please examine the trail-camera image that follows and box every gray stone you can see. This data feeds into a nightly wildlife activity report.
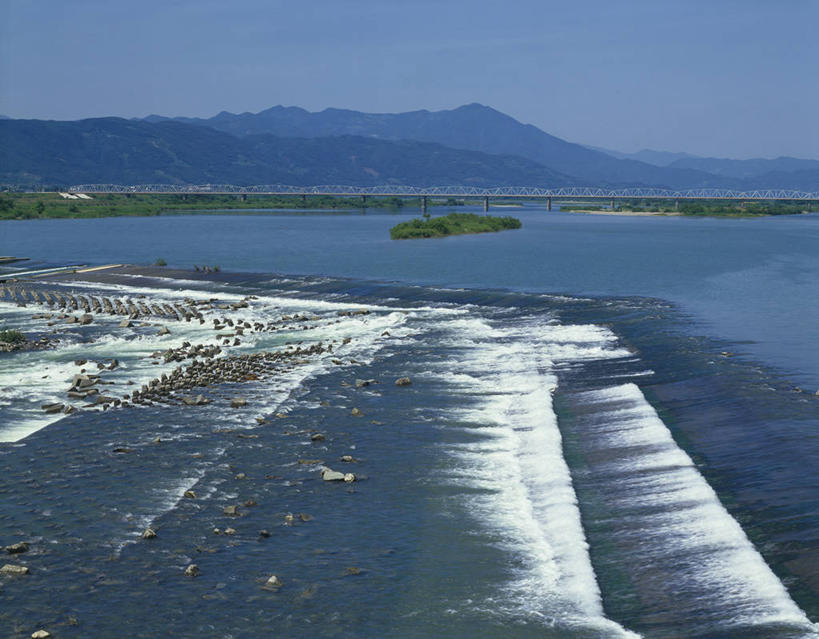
[184,564,200,577]
[0,563,29,575]
[79,313,94,325]
[157,326,170,336]
[395,377,412,386]
[321,467,346,482]
[142,528,157,540]
[262,575,283,590]
[230,397,247,408]
[31,631,51,639]
[119,319,132,328]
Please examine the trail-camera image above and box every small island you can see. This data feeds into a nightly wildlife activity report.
[390,212,522,239]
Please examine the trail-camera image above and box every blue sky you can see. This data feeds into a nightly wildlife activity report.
[1,0,816,159]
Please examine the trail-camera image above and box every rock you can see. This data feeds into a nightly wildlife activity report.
[119,319,132,328]
[321,468,346,482]
[224,527,237,536]
[157,326,170,336]
[310,433,325,442]
[259,529,271,538]
[234,473,246,480]
[345,566,362,576]
[351,407,363,417]
[79,313,94,325]
[5,542,29,554]
[184,490,196,499]
[263,575,283,590]
[230,397,247,408]
[381,331,390,337]
[141,528,157,540]
[41,403,64,414]
[355,378,372,388]
[244,500,257,507]
[112,447,132,454]
[340,455,357,463]
[223,505,240,516]
[284,514,294,525]
[395,377,412,386]
[31,631,51,639]
[212,528,221,535]
[74,359,87,366]
[343,473,356,483]
[184,564,200,577]
[0,564,29,575]
[298,513,313,522]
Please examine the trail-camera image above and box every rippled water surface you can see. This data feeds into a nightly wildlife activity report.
[1,208,818,638]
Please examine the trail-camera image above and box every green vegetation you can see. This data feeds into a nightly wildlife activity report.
[390,212,522,239]
[0,192,419,220]
[154,258,168,266]
[619,199,818,216]
[558,199,819,216]
[0,328,25,345]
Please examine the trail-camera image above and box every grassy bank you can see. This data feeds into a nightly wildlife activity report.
[0,192,450,220]
[390,212,522,239]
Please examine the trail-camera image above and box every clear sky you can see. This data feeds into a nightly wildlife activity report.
[1,0,816,159]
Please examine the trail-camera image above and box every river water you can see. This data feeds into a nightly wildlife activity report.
[0,206,818,638]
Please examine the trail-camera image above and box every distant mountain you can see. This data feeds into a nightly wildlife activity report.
[667,156,819,180]
[0,117,577,187]
[586,146,699,167]
[146,104,744,189]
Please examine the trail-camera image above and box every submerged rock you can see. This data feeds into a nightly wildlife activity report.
[351,407,363,417]
[230,397,248,408]
[395,377,412,386]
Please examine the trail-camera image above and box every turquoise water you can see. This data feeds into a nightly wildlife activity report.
[1,207,818,638]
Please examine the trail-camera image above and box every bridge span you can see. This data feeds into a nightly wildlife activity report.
[69,184,819,212]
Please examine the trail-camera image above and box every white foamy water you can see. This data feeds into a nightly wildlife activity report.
[429,316,639,637]
[0,281,412,442]
[573,383,819,635]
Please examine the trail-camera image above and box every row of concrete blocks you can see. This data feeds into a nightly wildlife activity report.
[0,285,204,322]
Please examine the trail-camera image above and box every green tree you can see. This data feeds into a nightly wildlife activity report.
[36,200,45,216]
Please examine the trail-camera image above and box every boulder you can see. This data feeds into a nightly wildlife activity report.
[5,542,29,554]
[119,319,132,328]
[79,313,94,325]
[339,455,357,463]
[343,473,356,483]
[310,433,325,442]
[141,528,157,540]
[224,527,237,536]
[31,631,51,639]
[351,407,363,417]
[223,505,240,516]
[230,397,247,408]
[184,490,196,499]
[321,467,346,482]
[184,564,200,577]
[157,326,170,336]
[41,403,64,414]
[262,575,283,590]
[395,377,412,386]
[0,564,29,575]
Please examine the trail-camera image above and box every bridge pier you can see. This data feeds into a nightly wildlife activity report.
[361,195,367,207]
[240,193,247,201]
[610,198,615,211]
[675,198,679,211]
[421,196,428,214]
[546,196,552,212]
[483,196,489,212]
[301,193,306,204]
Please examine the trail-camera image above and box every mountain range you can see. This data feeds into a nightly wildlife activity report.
[1,104,817,190]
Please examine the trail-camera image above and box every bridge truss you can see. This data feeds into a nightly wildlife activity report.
[67,184,819,200]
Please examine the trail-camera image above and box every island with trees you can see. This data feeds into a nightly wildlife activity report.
[390,212,522,239]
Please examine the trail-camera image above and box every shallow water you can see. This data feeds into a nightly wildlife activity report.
[1,210,818,637]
